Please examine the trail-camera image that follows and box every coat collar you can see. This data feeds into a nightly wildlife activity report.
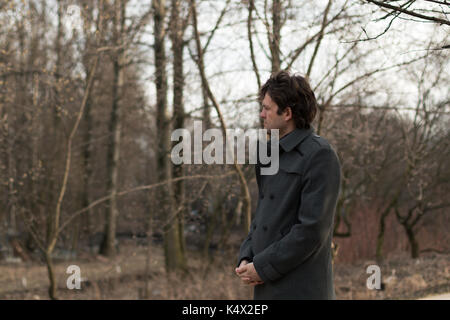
[279,126,315,152]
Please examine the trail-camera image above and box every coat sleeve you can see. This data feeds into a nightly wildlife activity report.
[236,218,256,268]
[236,161,261,268]
[252,146,341,282]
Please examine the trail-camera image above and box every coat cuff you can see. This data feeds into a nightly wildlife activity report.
[253,252,282,282]
[236,256,252,268]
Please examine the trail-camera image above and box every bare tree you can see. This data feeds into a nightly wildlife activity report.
[152,0,187,272]
[392,52,450,258]
[190,0,253,234]
[169,0,191,272]
[99,0,127,257]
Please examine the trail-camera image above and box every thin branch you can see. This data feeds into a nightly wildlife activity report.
[202,0,231,53]
[58,172,236,235]
[365,0,450,25]
[49,55,100,253]
[248,0,261,89]
[285,3,349,70]
[325,54,427,106]
[190,0,253,233]
[313,40,359,91]
[306,0,333,78]
[327,103,450,114]
[423,0,450,5]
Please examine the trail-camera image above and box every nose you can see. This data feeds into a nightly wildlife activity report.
[260,109,265,119]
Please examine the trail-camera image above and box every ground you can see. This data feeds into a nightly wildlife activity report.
[333,250,450,300]
[0,241,448,300]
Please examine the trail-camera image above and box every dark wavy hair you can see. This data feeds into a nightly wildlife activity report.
[258,70,317,129]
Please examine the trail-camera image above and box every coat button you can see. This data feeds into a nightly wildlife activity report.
[253,224,257,230]
[263,226,267,231]
[269,194,274,199]
[260,194,264,199]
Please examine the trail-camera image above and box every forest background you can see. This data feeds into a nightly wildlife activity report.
[0,0,448,299]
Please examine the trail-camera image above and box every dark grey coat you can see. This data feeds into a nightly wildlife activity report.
[237,127,341,300]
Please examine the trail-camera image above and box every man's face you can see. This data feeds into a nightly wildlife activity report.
[260,93,289,131]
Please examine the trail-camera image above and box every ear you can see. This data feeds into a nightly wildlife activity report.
[283,106,293,121]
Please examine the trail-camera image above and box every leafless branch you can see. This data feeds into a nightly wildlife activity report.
[365,0,450,25]
[58,172,236,234]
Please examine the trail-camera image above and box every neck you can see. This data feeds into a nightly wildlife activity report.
[279,124,296,139]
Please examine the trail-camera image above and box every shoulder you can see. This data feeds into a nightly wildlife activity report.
[296,133,333,157]
[298,133,340,171]
[280,132,339,174]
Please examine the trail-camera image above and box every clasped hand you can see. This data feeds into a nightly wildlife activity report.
[235,260,264,286]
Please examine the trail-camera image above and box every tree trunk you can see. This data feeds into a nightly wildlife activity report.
[202,86,212,129]
[75,57,94,255]
[376,195,400,261]
[81,6,95,251]
[270,0,281,73]
[375,209,389,262]
[81,92,93,249]
[153,0,185,273]
[170,0,187,271]
[143,192,154,299]
[404,224,419,259]
[44,250,58,300]
[46,0,64,247]
[100,0,125,257]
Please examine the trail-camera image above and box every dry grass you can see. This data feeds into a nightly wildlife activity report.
[0,242,253,300]
[334,251,450,300]
[0,241,448,300]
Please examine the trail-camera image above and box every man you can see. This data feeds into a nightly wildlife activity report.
[235,70,341,299]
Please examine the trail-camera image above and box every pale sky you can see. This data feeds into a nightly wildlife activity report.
[2,0,448,127]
